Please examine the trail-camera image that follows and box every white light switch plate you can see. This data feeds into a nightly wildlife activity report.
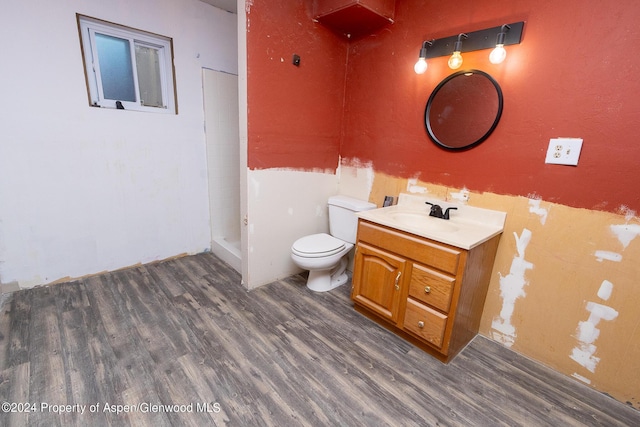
[545,138,583,166]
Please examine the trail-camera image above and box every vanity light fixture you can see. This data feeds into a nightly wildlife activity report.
[448,34,467,69]
[414,40,433,74]
[414,21,524,73]
[489,25,510,64]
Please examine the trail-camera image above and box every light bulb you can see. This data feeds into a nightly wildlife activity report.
[448,51,463,69]
[490,26,509,65]
[414,58,428,74]
[489,44,506,64]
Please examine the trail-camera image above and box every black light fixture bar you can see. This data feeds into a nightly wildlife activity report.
[422,21,524,59]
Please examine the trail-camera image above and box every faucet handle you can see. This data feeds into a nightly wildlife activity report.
[443,207,458,220]
[425,202,457,220]
[425,202,443,218]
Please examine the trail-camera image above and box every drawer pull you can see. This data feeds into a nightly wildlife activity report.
[424,286,431,294]
[418,321,425,329]
[394,271,402,290]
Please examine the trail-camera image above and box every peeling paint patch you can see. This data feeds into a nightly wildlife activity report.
[610,223,640,249]
[491,229,533,347]
[594,250,622,262]
[528,198,549,225]
[570,301,619,373]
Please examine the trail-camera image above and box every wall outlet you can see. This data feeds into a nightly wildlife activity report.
[545,138,583,166]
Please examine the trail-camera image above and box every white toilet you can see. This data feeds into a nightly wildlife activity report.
[291,195,377,292]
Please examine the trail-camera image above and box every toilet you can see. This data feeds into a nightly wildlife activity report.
[291,195,377,292]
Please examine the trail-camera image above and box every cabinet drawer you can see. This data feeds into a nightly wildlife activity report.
[409,264,455,313]
[404,299,447,348]
[358,220,461,275]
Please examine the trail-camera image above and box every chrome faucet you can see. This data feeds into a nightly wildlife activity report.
[425,202,457,220]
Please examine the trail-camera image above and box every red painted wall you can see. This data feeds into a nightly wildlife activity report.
[247,0,640,213]
[341,0,640,212]
[247,1,348,170]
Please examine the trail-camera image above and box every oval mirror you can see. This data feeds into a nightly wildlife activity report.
[425,70,503,151]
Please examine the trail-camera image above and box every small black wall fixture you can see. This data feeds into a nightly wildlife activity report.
[414,21,524,72]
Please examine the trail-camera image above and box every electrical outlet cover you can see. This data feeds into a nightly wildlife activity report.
[545,138,583,166]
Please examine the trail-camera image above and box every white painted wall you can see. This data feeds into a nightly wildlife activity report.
[0,0,237,289]
[238,0,250,286]
[243,165,376,289]
[245,169,339,289]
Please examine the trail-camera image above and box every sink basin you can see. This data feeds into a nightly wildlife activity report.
[356,194,506,249]
[389,212,459,233]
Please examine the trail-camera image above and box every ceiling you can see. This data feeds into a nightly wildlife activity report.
[200,0,237,14]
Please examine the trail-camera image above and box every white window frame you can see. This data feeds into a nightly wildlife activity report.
[77,14,177,114]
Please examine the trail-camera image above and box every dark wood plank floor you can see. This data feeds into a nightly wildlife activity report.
[1,252,638,426]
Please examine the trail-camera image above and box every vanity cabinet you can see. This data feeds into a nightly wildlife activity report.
[351,219,501,363]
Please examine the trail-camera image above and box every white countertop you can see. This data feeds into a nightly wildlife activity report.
[356,193,507,250]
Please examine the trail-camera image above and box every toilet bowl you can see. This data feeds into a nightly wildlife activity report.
[291,195,376,292]
[291,233,353,292]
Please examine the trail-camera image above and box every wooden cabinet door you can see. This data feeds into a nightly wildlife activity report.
[351,242,406,324]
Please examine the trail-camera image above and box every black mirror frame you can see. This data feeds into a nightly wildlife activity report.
[425,70,504,151]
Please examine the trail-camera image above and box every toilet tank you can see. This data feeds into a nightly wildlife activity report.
[328,195,377,244]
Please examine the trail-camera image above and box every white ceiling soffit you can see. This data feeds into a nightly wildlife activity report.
[200,0,237,14]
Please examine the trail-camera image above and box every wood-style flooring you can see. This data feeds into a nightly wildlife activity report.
[1,252,638,426]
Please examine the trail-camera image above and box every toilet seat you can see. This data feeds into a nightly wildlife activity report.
[291,233,346,258]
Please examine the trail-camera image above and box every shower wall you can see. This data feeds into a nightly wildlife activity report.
[203,68,241,272]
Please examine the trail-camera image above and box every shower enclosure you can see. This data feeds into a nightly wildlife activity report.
[203,68,241,272]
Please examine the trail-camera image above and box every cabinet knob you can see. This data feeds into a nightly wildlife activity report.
[418,321,425,329]
[424,286,431,294]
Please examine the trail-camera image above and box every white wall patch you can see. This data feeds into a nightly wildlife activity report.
[406,178,428,194]
[617,205,637,221]
[571,372,592,385]
[251,176,261,197]
[337,159,375,202]
[491,228,534,347]
[594,250,622,262]
[610,223,640,249]
[528,199,549,225]
[570,301,619,373]
[449,188,470,203]
[597,280,613,301]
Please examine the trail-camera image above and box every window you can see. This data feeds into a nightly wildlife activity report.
[77,15,177,113]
